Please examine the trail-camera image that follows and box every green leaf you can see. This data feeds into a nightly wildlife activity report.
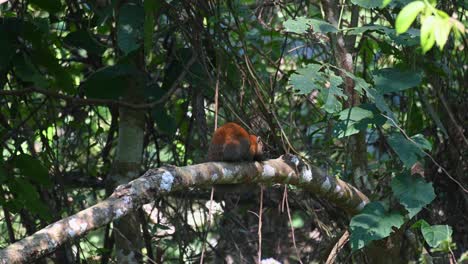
[308,19,338,33]
[421,225,452,248]
[350,202,405,251]
[333,104,386,138]
[321,74,345,113]
[13,54,49,88]
[391,172,436,218]
[9,178,52,221]
[411,134,432,151]
[13,154,52,186]
[347,25,393,35]
[351,0,392,9]
[64,30,107,56]
[420,16,436,53]
[364,87,395,120]
[387,133,425,168]
[13,154,51,186]
[372,68,423,94]
[288,63,325,94]
[433,17,452,50]
[395,1,426,34]
[283,17,337,34]
[117,3,145,54]
[81,64,140,99]
[283,17,311,34]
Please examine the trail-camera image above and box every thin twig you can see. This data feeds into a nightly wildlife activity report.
[283,186,303,264]
[199,187,215,264]
[325,230,349,264]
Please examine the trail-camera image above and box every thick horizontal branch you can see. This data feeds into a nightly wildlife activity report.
[0,154,368,263]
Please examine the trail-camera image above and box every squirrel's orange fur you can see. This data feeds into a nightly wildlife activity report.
[207,122,263,162]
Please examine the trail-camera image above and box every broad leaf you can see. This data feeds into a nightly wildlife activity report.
[421,224,453,248]
[350,202,405,251]
[283,17,337,34]
[334,104,386,138]
[321,74,345,113]
[81,64,140,99]
[387,133,425,168]
[308,19,338,33]
[117,3,144,54]
[395,1,426,34]
[351,0,392,8]
[421,16,436,53]
[283,16,313,34]
[364,87,395,120]
[433,17,452,49]
[372,68,423,94]
[13,154,51,186]
[289,64,324,94]
[391,172,436,218]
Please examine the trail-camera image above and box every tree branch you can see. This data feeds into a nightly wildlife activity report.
[0,154,368,264]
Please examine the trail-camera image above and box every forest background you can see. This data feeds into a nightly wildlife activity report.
[0,0,466,263]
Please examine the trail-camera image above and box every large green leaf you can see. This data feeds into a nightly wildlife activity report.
[117,3,144,54]
[288,64,325,94]
[289,64,347,113]
[350,202,405,251]
[333,104,386,138]
[395,1,426,34]
[81,64,140,99]
[421,16,437,53]
[283,17,313,34]
[321,74,345,113]
[12,154,51,186]
[283,17,337,34]
[372,68,423,94]
[387,133,426,168]
[421,224,453,248]
[391,172,436,218]
[363,87,395,120]
[351,0,392,8]
[9,178,52,221]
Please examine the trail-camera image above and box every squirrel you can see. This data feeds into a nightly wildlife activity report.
[207,122,263,162]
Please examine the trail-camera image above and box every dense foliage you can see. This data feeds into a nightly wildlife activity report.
[0,0,466,263]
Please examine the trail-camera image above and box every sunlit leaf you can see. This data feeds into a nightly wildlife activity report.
[433,17,452,50]
[421,16,436,53]
[395,1,426,34]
